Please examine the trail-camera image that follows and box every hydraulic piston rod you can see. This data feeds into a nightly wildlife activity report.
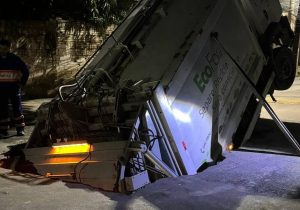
[211,33,300,154]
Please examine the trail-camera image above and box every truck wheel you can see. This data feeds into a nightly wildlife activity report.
[272,47,296,90]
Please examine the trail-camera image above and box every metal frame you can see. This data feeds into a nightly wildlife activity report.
[212,36,300,154]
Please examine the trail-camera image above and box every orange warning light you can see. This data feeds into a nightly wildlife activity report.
[51,143,91,155]
[228,143,234,151]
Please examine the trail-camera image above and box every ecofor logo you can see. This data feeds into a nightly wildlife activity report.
[193,48,223,93]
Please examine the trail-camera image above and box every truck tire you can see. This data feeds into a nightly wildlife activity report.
[272,47,296,90]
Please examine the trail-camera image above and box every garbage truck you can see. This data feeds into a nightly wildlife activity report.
[19,0,297,192]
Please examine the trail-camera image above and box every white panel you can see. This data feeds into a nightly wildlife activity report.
[153,0,266,174]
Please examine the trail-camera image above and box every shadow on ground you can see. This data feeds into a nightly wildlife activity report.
[0,170,57,186]
[1,113,300,210]
[242,118,300,155]
[287,187,300,199]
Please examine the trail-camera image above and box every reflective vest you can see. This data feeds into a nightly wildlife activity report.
[0,53,29,88]
[0,70,21,82]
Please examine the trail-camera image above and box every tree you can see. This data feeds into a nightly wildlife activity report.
[0,0,138,27]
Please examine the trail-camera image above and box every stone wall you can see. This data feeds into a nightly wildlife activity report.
[1,2,299,98]
[0,19,112,98]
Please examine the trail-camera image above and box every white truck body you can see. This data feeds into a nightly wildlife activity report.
[21,0,296,192]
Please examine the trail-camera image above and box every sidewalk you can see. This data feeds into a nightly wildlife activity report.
[0,98,51,157]
[262,77,300,123]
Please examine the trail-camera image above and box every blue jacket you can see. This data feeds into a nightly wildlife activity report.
[0,53,29,89]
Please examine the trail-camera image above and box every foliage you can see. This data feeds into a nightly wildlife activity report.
[0,0,138,27]
[0,0,139,98]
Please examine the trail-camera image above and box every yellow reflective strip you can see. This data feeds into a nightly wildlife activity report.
[15,123,25,127]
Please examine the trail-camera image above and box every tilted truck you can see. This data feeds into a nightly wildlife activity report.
[18,0,298,192]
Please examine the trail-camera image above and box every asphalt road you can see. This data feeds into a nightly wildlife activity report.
[0,79,299,210]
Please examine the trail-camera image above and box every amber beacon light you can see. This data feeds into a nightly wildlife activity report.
[51,142,91,155]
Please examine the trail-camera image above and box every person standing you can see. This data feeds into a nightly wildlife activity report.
[0,39,29,137]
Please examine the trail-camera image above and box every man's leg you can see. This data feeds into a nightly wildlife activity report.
[0,90,9,136]
[10,88,25,136]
